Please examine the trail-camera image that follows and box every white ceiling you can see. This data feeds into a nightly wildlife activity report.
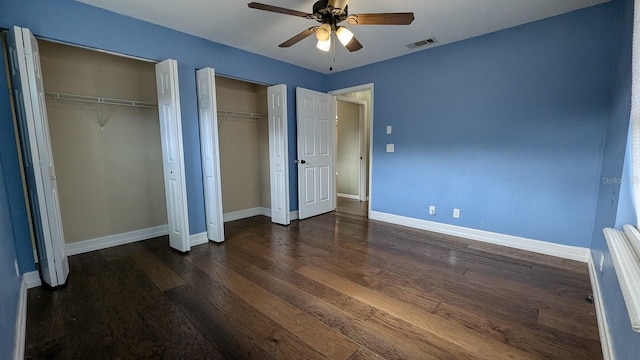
[75,0,610,74]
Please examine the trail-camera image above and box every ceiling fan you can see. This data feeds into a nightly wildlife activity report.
[247,0,415,53]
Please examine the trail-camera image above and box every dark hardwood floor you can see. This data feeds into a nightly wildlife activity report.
[336,197,368,217]
[25,210,602,359]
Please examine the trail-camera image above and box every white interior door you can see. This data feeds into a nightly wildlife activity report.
[7,26,68,287]
[196,68,224,242]
[296,87,335,219]
[267,84,290,225]
[156,59,190,252]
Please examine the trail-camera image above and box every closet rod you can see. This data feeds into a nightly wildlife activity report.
[217,110,264,119]
[45,92,158,109]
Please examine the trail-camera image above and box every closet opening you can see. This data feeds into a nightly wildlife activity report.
[39,40,168,256]
[214,75,271,223]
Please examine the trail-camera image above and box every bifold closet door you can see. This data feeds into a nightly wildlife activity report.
[155,59,190,252]
[196,68,224,242]
[267,84,290,225]
[7,26,69,287]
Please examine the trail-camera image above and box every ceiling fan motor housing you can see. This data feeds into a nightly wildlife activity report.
[313,0,348,23]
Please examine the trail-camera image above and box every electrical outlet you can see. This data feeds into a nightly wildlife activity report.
[599,253,605,273]
[429,205,436,216]
[453,208,460,219]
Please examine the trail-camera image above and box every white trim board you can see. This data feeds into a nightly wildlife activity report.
[588,254,614,360]
[23,271,41,289]
[13,278,27,360]
[337,193,360,200]
[221,207,299,223]
[369,211,590,262]
[65,225,169,256]
[223,207,270,222]
[190,232,209,247]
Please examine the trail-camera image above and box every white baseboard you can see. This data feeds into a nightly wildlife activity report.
[588,254,614,360]
[13,277,27,360]
[189,232,209,247]
[221,207,298,223]
[23,271,41,289]
[337,193,360,200]
[369,211,590,262]
[65,225,169,256]
[224,207,270,222]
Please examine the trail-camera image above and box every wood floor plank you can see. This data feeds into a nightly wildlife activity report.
[372,266,541,324]
[165,284,276,360]
[128,247,186,291]
[138,236,197,275]
[297,264,540,359]
[239,265,446,360]
[466,242,587,272]
[463,267,594,314]
[537,306,600,342]
[190,254,360,360]
[432,302,600,359]
[92,257,221,359]
[179,265,334,360]
[27,255,118,359]
[24,287,65,350]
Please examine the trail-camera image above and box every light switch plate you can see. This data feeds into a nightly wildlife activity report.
[386,143,394,152]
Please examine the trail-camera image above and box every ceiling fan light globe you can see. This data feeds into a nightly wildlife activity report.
[315,23,331,41]
[336,26,354,46]
[316,38,331,52]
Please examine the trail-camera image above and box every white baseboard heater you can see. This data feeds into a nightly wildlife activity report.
[603,225,640,332]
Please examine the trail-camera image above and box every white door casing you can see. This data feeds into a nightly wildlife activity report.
[336,96,367,201]
[196,68,224,242]
[7,26,69,286]
[330,83,374,217]
[296,87,335,219]
[155,59,190,252]
[267,84,290,225]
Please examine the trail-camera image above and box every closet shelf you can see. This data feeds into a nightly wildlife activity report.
[45,93,265,118]
[217,110,264,119]
[45,92,158,109]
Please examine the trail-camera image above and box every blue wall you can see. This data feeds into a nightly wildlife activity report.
[0,46,23,360]
[0,30,30,358]
[0,0,327,244]
[0,152,21,360]
[328,4,617,248]
[590,0,640,358]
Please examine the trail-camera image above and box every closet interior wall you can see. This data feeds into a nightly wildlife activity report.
[341,90,371,198]
[215,76,270,215]
[336,100,361,197]
[39,41,167,244]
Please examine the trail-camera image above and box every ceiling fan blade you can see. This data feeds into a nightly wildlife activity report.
[344,36,363,52]
[279,27,317,48]
[248,2,311,18]
[347,13,415,25]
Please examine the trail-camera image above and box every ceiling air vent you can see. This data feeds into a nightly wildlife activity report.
[406,37,438,49]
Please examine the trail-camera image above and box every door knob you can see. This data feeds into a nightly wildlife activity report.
[299,160,306,164]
